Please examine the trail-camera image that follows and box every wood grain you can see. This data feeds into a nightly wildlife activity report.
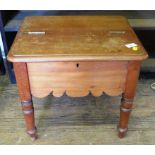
[7,16,148,62]
[13,62,31,101]
[13,63,37,139]
[27,61,128,98]
[119,61,141,138]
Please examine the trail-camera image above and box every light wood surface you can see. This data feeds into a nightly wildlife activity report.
[7,16,148,62]
[27,61,128,98]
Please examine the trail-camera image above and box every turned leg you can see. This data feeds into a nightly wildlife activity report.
[118,61,141,138]
[119,96,133,138]
[14,62,37,140]
[21,100,37,140]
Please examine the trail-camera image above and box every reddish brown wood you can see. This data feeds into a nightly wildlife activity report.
[13,62,37,140]
[27,61,128,98]
[118,61,141,138]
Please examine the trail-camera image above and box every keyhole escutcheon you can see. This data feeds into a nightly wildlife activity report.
[76,63,79,68]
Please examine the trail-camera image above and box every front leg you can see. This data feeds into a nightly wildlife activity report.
[118,61,141,138]
[14,62,37,140]
[119,96,133,138]
[21,99,37,140]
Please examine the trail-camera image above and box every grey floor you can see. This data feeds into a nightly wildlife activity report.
[0,75,155,144]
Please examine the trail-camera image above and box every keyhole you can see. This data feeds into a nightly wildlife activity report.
[76,63,79,68]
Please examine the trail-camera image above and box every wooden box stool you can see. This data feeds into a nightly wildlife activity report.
[7,16,148,140]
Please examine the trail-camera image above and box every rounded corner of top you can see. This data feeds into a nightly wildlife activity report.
[7,52,15,62]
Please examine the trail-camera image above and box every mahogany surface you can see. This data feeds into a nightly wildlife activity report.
[13,63,37,140]
[7,16,148,139]
[7,16,148,62]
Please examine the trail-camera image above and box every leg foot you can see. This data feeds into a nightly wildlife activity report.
[118,128,127,138]
[27,127,37,140]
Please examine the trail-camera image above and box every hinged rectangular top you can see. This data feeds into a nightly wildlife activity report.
[7,16,148,62]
